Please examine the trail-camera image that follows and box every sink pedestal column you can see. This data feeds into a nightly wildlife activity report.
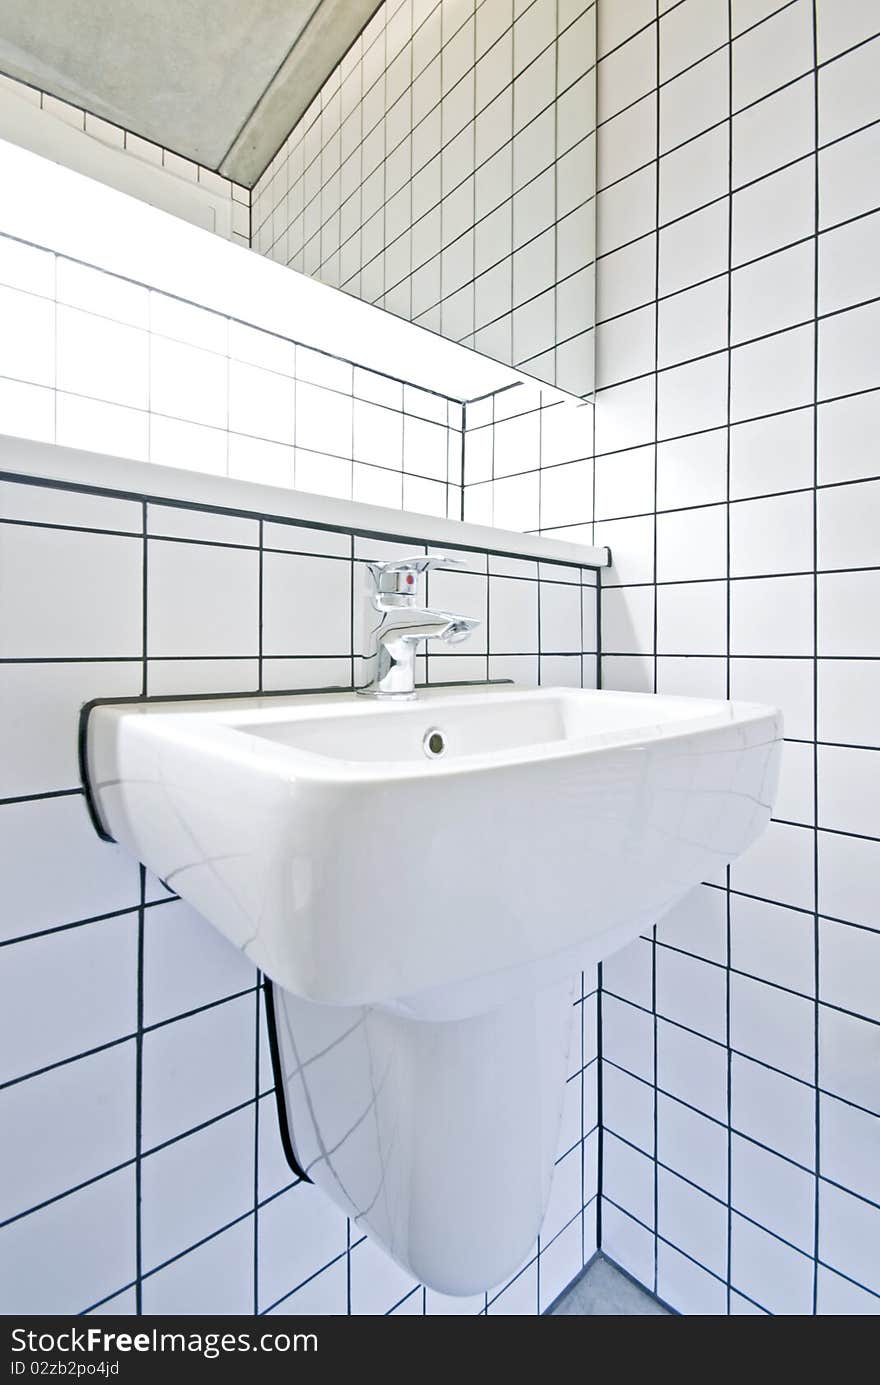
[271,975,578,1296]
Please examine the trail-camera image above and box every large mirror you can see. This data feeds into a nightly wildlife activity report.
[0,0,596,401]
[250,1,597,400]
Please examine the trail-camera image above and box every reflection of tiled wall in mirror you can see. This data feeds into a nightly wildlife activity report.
[251,1,597,398]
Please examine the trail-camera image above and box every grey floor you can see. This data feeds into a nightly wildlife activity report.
[550,1256,670,1315]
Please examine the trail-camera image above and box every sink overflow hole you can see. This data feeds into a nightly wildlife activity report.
[423,728,446,758]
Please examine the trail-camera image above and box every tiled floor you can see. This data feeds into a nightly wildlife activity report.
[550,1257,669,1316]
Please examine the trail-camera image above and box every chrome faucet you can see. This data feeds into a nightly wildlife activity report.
[357,555,480,699]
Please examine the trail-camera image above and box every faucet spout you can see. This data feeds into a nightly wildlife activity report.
[438,613,481,645]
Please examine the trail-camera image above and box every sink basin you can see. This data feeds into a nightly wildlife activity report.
[84,683,782,1292]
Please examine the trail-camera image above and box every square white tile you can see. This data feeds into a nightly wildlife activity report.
[658,1017,727,1123]
[658,1166,727,1277]
[0,1041,135,1223]
[601,585,655,655]
[730,491,814,578]
[729,407,814,499]
[141,995,256,1149]
[658,1092,728,1201]
[0,660,141,799]
[731,1133,815,1253]
[142,1216,254,1315]
[730,574,814,656]
[262,551,351,656]
[659,278,728,370]
[657,580,727,655]
[488,574,539,653]
[296,381,353,458]
[0,284,55,387]
[818,830,880,930]
[818,478,880,572]
[150,334,227,428]
[147,538,259,658]
[820,1092,880,1208]
[228,360,295,446]
[540,581,582,653]
[730,892,814,996]
[0,1167,135,1314]
[656,429,727,511]
[730,323,814,422]
[819,1003,880,1115]
[729,971,815,1082]
[819,1180,880,1298]
[657,505,727,583]
[0,796,139,943]
[0,525,142,658]
[731,1051,816,1168]
[657,947,727,1043]
[733,74,814,188]
[819,570,880,657]
[818,660,880,747]
[730,1212,814,1315]
[0,910,137,1084]
[819,916,880,1024]
[731,240,814,345]
[820,210,880,316]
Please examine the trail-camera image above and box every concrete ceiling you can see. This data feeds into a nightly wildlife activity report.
[0,0,381,185]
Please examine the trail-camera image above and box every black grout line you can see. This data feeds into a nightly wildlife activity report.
[0,897,173,950]
[600,1193,866,1315]
[603,986,880,1107]
[594,4,880,1274]
[290,40,880,316]
[8,0,880,1319]
[589,290,880,397]
[590,201,880,334]
[252,977,261,1316]
[257,8,595,246]
[133,863,145,1314]
[2,417,610,1318]
[604,1052,880,1219]
[724,0,735,1313]
[604,1118,880,1276]
[810,0,822,1317]
[0,227,470,406]
[590,111,880,269]
[650,0,660,1299]
[0,786,83,807]
[0,469,607,570]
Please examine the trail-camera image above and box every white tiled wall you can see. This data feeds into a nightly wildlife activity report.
[0,464,600,1315]
[251,0,597,395]
[593,0,880,1316]
[3,0,879,1318]
[0,230,464,520]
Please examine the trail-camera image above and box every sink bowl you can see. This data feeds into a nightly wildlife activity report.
[84,683,782,1292]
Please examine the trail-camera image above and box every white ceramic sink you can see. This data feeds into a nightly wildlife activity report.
[84,683,782,1293]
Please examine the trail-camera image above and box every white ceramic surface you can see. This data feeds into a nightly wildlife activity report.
[86,683,782,1292]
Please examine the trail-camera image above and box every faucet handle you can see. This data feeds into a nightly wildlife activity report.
[366,553,464,595]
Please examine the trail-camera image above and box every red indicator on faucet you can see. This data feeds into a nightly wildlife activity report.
[406,573,414,585]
